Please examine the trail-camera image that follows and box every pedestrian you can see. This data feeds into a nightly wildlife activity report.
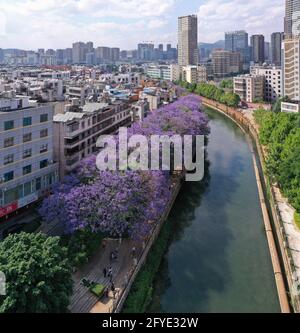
[103,267,107,278]
[111,282,115,292]
[131,246,136,258]
[108,267,112,277]
[104,288,109,299]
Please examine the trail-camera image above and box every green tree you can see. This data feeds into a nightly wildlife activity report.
[0,232,73,313]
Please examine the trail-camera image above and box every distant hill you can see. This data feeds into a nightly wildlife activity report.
[199,40,225,50]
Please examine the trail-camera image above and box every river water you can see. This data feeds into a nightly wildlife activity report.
[147,107,280,313]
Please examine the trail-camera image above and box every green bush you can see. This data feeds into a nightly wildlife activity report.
[61,228,104,268]
[90,283,105,298]
[122,220,172,313]
[177,81,240,108]
[0,232,73,313]
[254,109,300,214]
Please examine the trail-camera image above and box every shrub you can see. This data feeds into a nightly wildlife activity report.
[90,284,105,298]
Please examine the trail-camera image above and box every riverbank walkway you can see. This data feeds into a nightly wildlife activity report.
[69,239,142,313]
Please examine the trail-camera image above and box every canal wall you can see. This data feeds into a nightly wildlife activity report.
[202,97,297,313]
[114,173,184,313]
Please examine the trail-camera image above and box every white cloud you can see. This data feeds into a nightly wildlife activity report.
[197,0,284,42]
[0,0,176,49]
[0,0,286,49]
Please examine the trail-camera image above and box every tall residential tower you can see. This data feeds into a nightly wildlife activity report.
[285,0,300,38]
[178,15,198,66]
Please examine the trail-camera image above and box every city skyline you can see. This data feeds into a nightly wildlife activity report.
[0,0,284,50]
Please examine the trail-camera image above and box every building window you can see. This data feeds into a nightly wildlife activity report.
[23,149,32,159]
[36,177,42,191]
[23,117,32,127]
[4,137,14,148]
[24,181,32,196]
[40,144,48,153]
[23,165,32,175]
[40,129,48,138]
[4,120,14,131]
[40,159,48,169]
[3,171,14,182]
[4,154,14,165]
[23,133,32,143]
[40,114,48,123]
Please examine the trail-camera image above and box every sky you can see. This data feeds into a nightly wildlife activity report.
[0,0,284,50]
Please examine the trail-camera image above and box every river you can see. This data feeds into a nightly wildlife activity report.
[147,107,280,313]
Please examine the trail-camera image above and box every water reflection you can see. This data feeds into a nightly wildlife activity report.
[147,108,280,313]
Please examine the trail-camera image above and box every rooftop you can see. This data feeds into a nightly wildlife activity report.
[54,112,85,123]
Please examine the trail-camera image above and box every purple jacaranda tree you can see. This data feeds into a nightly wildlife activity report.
[40,94,210,240]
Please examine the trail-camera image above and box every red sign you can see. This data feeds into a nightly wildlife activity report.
[0,202,18,218]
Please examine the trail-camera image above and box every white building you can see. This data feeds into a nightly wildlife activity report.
[283,37,300,101]
[234,74,264,103]
[182,65,207,84]
[170,64,181,82]
[251,65,282,102]
[53,101,132,178]
[146,65,171,81]
[0,96,58,219]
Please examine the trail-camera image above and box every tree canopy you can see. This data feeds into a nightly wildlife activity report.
[254,109,300,213]
[0,232,73,313]
[176,81,240,108]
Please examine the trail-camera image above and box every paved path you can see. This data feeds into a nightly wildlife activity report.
[70,239,142,313]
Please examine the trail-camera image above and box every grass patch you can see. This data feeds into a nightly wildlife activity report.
[122,219,173,313]
[90,283,105,298]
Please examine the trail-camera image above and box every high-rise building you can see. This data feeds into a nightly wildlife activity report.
[225,30,249,63]
[95,47,112,64]
[63,48,73,65]
[178,15,198,66]
[250,35,265,64]
[72,42,87,64]
[111,48,120,62]
[285,0,300,38]
[271,32,284,66]
[283,37,300,101]
[264,42,271,62]
[56,49,64,65]
[0,48,3,64]
[137,43,154,61]
[212,49,242,77]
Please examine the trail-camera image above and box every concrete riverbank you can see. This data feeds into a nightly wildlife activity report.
[202,97,294,313]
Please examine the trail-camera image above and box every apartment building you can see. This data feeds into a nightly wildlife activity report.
[212,49,242,77]
[66,85,90,105]
[178,15,198,66]
[182,65,207,84]
[170,64,181,82]
[250,35,265,64]
[146,65,171,81]
[53,101,132,178]
[251,65,282,102]
[0,96,58,220]
[282,36,300,112]
[234,74,264,103]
